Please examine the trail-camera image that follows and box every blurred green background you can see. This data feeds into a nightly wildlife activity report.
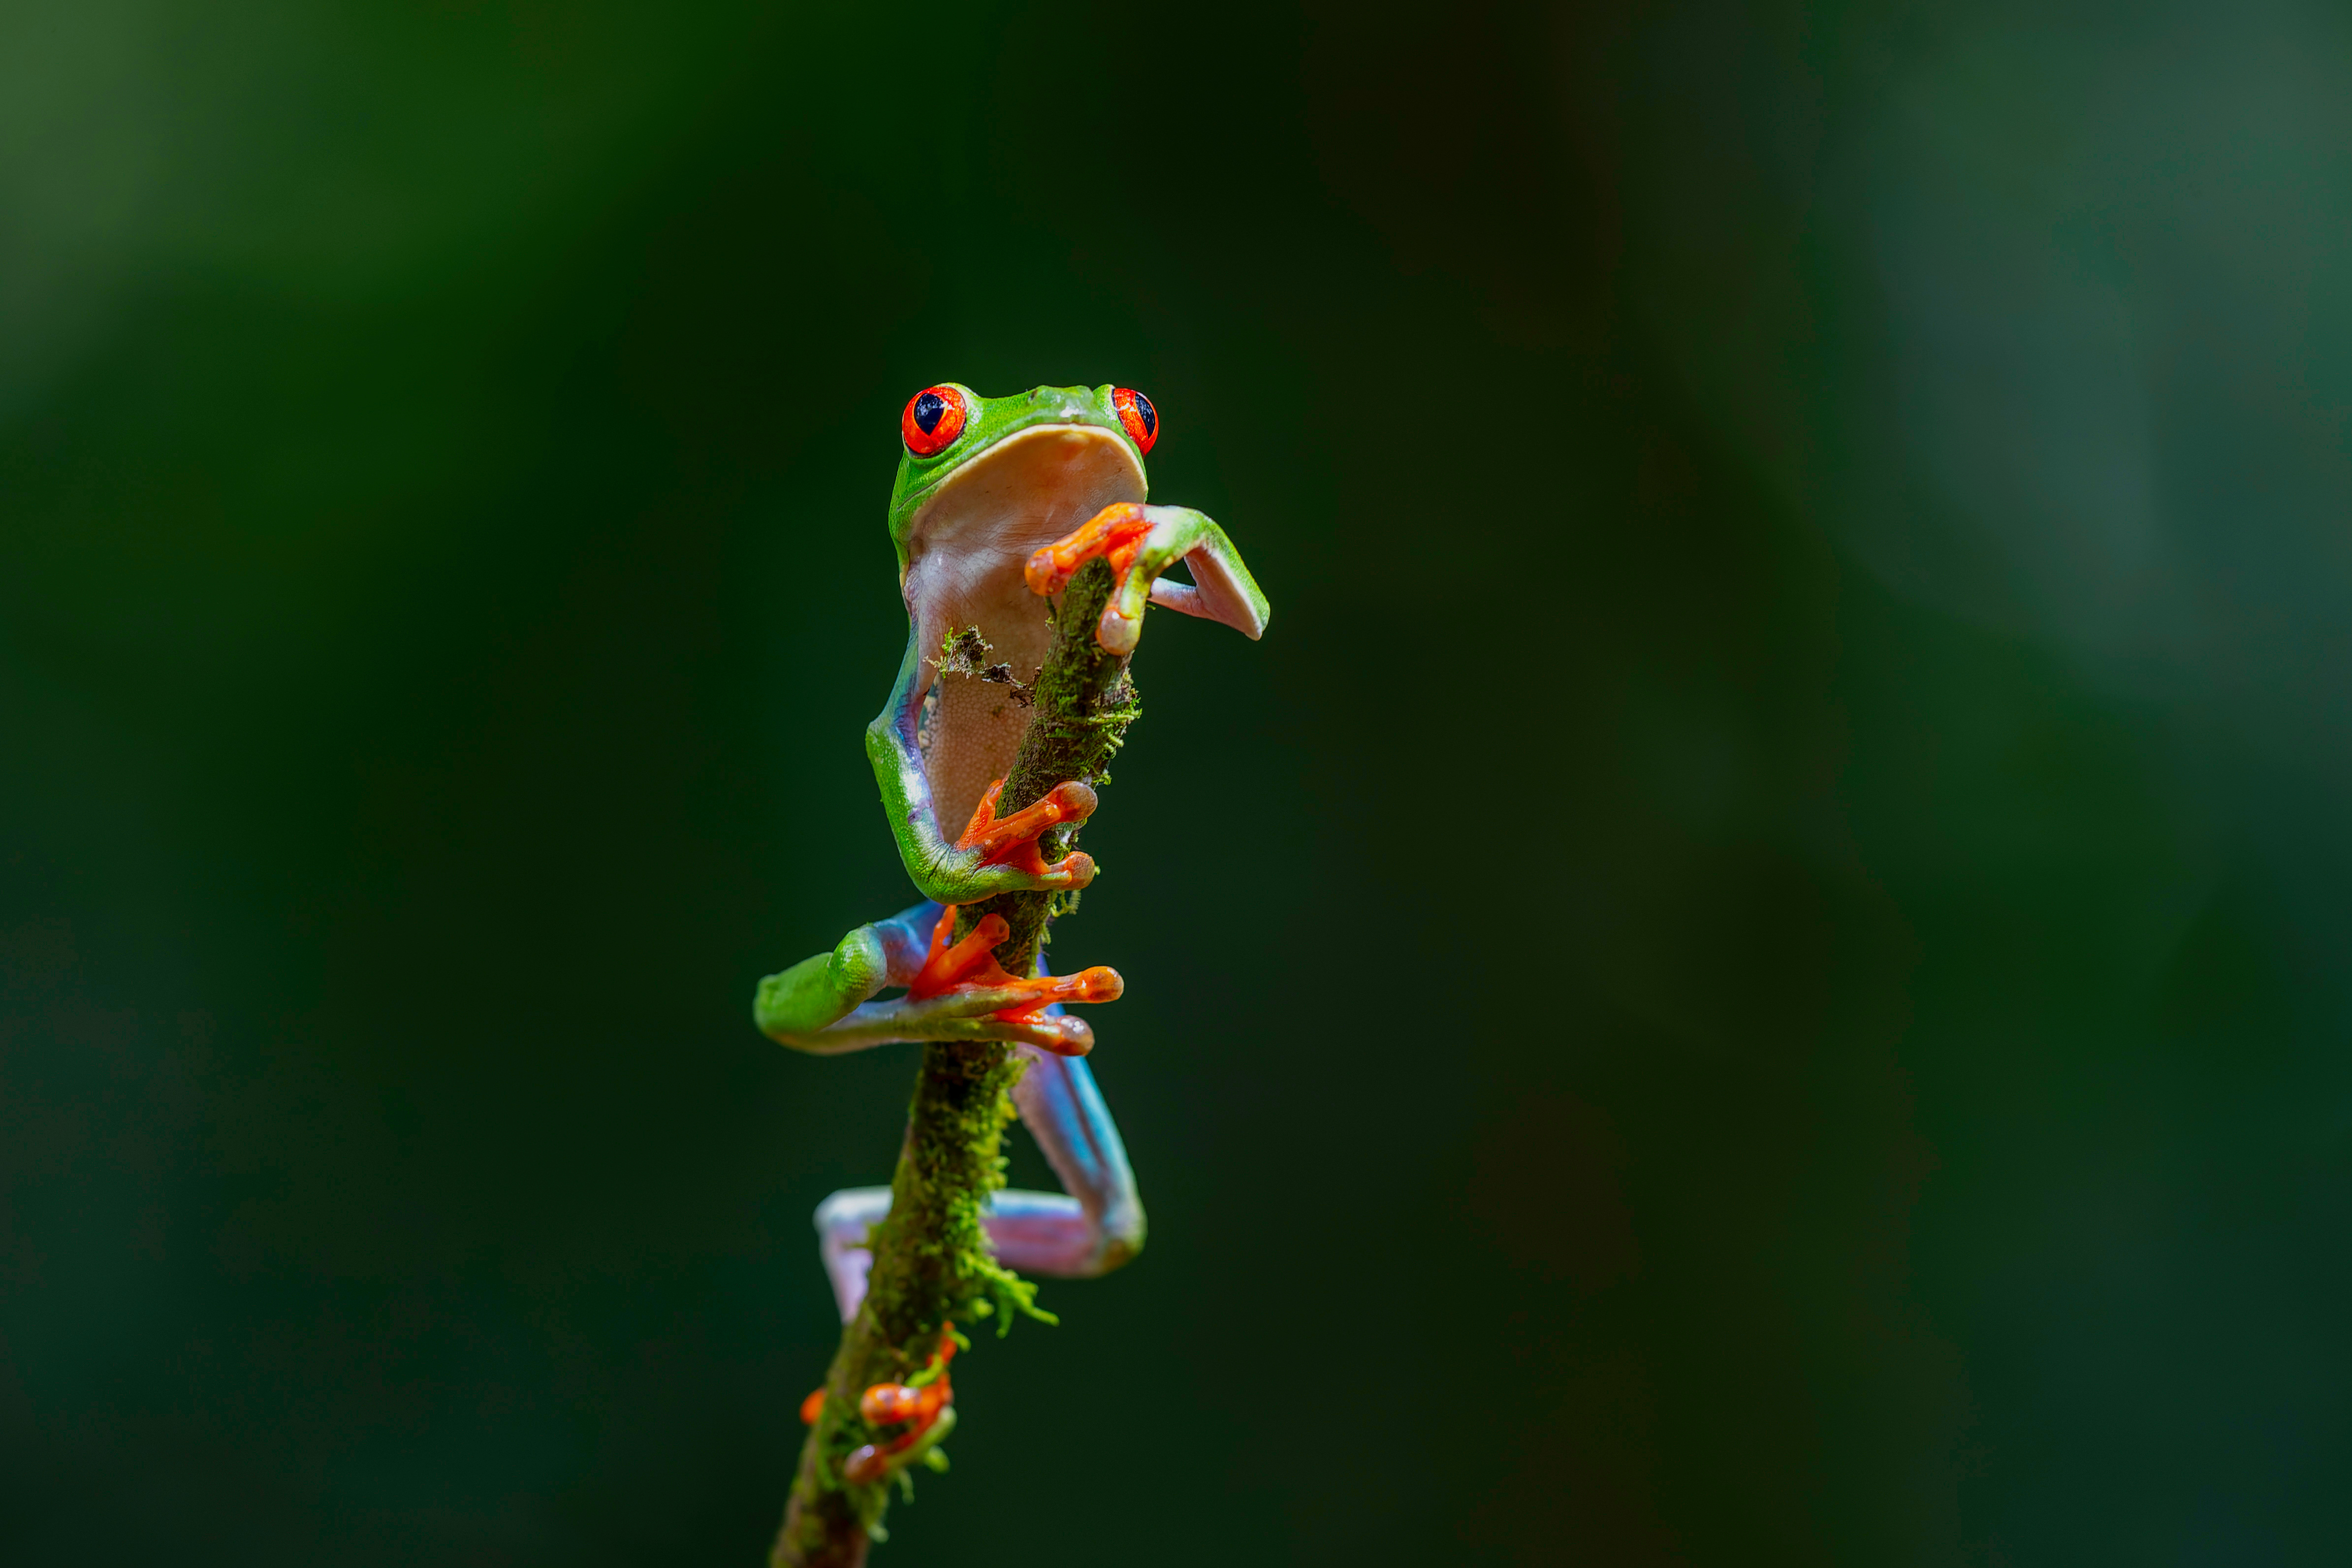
[6,0,2350,1562]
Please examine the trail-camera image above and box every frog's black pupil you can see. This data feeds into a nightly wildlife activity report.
[912,391,948,435]
[1133,392,1156,438]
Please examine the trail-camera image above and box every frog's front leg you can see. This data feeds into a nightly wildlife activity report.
[865,636,1101,908]
[1025,502,1271,654]
[814,1044,1145,1322]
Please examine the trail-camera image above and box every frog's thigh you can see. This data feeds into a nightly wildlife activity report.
[814,1186,891,1324]
[1005,1047,1146,1273]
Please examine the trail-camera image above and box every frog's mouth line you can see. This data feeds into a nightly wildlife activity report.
[899,422,1145,552]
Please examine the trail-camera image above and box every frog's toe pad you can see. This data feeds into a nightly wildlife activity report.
[1009,1013,1095,1056]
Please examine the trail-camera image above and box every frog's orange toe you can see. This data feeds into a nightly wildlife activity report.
[1026,502,1151,599]
[843,1325,959,1486]
[903,903,1120,1055]
[1013,1013,1096,1056]
[906,912,1011,999]
[859,1380,938,1426]
[991,965,1123,1019]
[959,778,1095,862]
[954,778,1097,885]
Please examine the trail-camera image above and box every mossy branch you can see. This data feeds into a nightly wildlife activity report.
[771,559,1140,1568]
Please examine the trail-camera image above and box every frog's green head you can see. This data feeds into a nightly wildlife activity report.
[885,383,1157,576]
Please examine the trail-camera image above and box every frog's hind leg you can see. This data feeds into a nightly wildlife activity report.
[995,1045,1147,1276]
[809,1040,1144,1323]
[814,1186,893,1324]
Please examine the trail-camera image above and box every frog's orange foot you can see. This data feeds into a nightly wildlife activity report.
[843,1324,959,1486]
[956,777,1097,885]
[1026,501,1160,652]
[906,905,1122,1056]
[1025,501,1151,599]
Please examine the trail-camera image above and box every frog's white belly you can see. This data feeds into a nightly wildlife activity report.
[899,424,1144,837]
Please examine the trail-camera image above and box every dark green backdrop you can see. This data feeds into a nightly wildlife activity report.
[6,1,2349,1563]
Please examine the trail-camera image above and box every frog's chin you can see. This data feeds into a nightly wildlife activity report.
[902,423,1144,567]
[901,422,1145,836]
[900,421,1144,650]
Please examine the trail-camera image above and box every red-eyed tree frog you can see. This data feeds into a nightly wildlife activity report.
[754,383,1271,1322]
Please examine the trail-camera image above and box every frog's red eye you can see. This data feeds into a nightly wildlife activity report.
[1112,387,1158,455]
[901,385,968,457]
